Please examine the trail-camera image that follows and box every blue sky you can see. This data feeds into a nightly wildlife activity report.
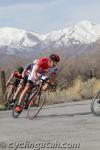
[0,0,100,33]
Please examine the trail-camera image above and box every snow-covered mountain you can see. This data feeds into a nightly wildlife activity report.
[43,20,100,47]
[0,20,100,56]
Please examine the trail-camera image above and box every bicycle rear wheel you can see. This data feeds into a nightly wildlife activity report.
[5,89,15,110]
[28,91,46,119]
[91,90,100,116]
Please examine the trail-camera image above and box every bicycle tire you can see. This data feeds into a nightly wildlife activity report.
[91,90,100,116]
[28,90,46,119]
[5,83,18,109]
[12,89,36,118]
[5,89,15,110]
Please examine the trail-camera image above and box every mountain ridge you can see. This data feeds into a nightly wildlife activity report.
[0,20,100,67]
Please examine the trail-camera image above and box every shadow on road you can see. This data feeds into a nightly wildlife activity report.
[34,111,92,120]
[42,102,90,110]
[12,111,92,120]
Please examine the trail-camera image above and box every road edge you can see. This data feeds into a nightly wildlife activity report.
[0,105,6,111]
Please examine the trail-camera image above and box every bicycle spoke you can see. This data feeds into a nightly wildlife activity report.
[28,91,46,119]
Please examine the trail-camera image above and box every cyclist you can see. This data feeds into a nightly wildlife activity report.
[6,66,24,103]
[13,59,38,104]
[15,54,60,112]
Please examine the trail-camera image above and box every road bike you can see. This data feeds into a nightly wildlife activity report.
[12,78,54,119]
[91,90,100,116]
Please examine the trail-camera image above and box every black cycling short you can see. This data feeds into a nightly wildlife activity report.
[13,79,20,87]
[20,76,28,86]
[27,80,34,86]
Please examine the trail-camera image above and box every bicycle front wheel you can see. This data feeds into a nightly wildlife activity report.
[12,100,22,118]
[28,91,46,119]
[91,90,100,116]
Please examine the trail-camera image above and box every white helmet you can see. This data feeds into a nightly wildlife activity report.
[33,59,38,64]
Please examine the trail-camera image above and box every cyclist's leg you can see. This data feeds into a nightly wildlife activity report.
[39,75,49,91]
[17,80,33,105]
[13,76,28,100]
[13,84,24,100]
[15,78,33,113]
[7,84,14,101]
[42,82,50,91]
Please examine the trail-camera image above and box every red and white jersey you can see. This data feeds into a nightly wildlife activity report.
[36,57,51,74]
[28,57,58,82]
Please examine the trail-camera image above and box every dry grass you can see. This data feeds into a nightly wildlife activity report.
[1,77,100,105]
[46,77,100,104]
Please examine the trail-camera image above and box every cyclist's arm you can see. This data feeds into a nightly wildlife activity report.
[33,64,39,81]
[22,64,31,78]
[6,72,14,87]
[22,66,29,78]
[48,67,58,83]
[22,69,27,78]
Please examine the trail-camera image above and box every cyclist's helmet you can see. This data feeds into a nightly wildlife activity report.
[16,66,24,74]
[33,59,38,64]
[50,54,60,62]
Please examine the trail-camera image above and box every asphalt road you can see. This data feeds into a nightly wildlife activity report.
[0,100,100,150]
